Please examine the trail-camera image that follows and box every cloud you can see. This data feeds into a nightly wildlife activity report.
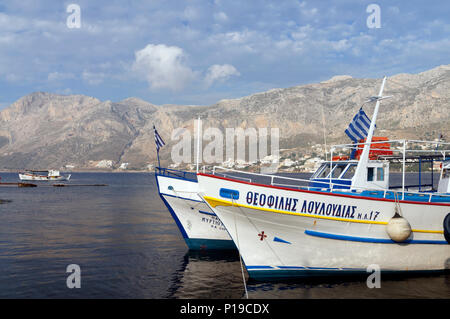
[205,64,240,86]
[132,44,196,91]
[0,1,449,106]
[213,11,228,23]
[47,72,76,82]
[82,70,106,86]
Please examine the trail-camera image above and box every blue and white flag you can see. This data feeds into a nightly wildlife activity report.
[153,125,165,152]
[345,108,372,142]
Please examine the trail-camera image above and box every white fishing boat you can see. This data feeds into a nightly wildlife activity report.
[19,170,71,181]
[155,167,235,251]
[153,121,235,251]
[197,77,450,279]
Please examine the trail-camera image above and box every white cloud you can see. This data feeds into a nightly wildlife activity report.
[82,70,106,86]
[205,64,240,86]
[132,44,196,91]
[183,6,200,21]
[47,72,75,82]
[214,11,228,23]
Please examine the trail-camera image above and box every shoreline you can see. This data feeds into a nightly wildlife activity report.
[0,169,153,174]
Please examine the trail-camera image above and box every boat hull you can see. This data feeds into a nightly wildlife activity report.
[156,173,235,251]
[198,173,450,279]
[19,173,71,181]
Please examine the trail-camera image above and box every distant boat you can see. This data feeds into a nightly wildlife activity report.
[19,170,71,181]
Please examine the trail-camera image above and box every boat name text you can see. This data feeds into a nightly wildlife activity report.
[245,191,381,221]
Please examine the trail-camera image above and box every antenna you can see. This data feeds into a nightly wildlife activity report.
[320,104,328,161]
[196,117,201,174]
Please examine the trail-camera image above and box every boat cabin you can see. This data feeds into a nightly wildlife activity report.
[309,160,389,190]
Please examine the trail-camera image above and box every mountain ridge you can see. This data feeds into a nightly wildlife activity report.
[0,64,449,170]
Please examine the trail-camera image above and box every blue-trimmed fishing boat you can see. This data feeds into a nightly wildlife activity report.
[198,77,450,279]
[155,167,235,250]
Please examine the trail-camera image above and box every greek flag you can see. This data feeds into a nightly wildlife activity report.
[345,108,372,142]
[153,125,165,152]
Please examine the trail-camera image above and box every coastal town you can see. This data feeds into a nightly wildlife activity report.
[60,138,445,173]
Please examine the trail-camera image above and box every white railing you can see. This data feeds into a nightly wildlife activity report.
[210,163,450,203]
[329,139,450,200]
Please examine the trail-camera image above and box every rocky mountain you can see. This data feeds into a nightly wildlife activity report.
[0,65,449,170]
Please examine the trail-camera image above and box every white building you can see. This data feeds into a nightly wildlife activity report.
[95,160,114,169]
[260,154,280,164]
[303,157,322,172]
[281,158,296,167]
[222,158,235,168]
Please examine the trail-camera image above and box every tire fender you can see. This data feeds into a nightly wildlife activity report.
[444,213,450,244]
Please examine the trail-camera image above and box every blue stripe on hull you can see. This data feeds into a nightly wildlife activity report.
[305,230,448,245]
[247,268,448,281]
[247,268,366,280]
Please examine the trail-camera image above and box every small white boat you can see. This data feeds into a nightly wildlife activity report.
[155,167,235,250]
[19,170,71,181]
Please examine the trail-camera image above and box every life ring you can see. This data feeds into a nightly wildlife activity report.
[444,213,450,244]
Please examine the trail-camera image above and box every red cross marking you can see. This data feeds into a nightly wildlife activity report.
[258,231,267,241]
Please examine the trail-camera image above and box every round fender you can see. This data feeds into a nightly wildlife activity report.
[386,216,411,242]
[444,214,450,244]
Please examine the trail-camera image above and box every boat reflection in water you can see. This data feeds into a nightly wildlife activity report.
[167,250,246,299]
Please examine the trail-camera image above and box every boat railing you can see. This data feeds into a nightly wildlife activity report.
[155,166,197,182]
[330,139,450,199]
[210,165,450,202]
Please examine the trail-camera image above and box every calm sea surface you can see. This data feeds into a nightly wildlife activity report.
[0,172,449,299]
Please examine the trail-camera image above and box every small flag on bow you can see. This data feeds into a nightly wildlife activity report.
[153,125,165,152]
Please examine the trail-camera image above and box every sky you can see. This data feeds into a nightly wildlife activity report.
[0,0,449,109]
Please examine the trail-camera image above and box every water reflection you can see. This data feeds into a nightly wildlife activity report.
[0,172,449,299]
[167,250,247,299]
[247,272,450,299]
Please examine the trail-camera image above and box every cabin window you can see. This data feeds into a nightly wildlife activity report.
[317,165,332,178]
[342,165,356,179]
[331,164,347,178]
[377,167,384,181]
[312,164,326,178]
[367,167,374,181]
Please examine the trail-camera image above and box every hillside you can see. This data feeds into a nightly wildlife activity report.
[0,65,449,170]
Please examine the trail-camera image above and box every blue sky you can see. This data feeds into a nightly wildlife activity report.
[0,0,449,108]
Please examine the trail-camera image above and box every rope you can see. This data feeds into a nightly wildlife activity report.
[231,197,249,299]
[393,191,403,217]
[231,196,287,299]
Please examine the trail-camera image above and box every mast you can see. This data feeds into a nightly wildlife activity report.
[196,117,201,174]
[351,76,387,189]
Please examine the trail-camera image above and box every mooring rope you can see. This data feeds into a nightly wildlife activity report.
[231,197,249,299]
[393,191,403,217]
